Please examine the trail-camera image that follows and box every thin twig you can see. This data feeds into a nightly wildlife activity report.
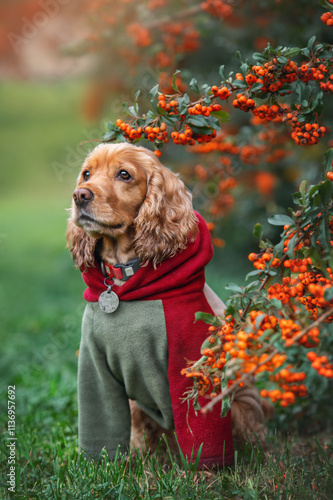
[145,6,203,30]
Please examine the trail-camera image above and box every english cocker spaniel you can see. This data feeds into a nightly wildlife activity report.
[67,143,271,467]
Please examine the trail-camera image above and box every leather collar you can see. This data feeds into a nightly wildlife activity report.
[101,257,141,281]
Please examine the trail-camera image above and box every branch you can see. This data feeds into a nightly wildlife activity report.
[145,6,203,30]
[201,304,333,414]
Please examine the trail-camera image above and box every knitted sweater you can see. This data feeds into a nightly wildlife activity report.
[78,213,234,468]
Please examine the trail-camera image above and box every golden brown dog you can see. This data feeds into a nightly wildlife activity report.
[67,142,272,458]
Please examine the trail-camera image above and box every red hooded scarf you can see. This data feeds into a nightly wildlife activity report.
[81,212,234,468]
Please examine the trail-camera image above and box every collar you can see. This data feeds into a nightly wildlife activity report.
[101,257,141,281]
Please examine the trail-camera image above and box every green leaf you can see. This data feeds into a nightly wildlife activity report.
[249,82,263,93]
[283,47,301,57]
[255,313,266,329]
[321,149,333,173]
[187,115,210,127]
[219,65,226,80]
[292,192,303,207]
[102,131,116,141]
[206,115,222,130]
[310,245,324,267]
[246,269,263,280]
[189,77,200,94]
[236,50,242,61]
[211,110,229,123]
[318,180,333,208]
[224,303,236,316]
[163,114,178,126]
[318,217,331,252]
[319,0,333,9]
[268,214,294,226]
[279,83,296,95]
[221,385,231,418]
[252,52,268,63]
[190,125,215,136]
[299,180,308,204]
[273,237,286,257]
[201,336,221,353]
[149,84,159,99]
[194,312,221,326]
[128,106,138,117]
[324,287,333,302]
[277,56,288,65]
[244,280,260,292]
[300,48,310,58]
[253,223,263,240]
[269,298,283,310]
[232,80,247,89]
[308,184,320,199]
[307,35,316,52]
[287,233,298,258]
[240,62,249,80]
[172,70,181,92]
[201,84,211,95]
[225,283,244,293]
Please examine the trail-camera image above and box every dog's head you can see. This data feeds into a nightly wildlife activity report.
[66,143,198,268]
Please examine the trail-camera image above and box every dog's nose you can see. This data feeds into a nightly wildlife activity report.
[73,188,94,206]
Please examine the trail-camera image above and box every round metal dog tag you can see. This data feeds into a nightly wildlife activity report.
[99,290,119,313]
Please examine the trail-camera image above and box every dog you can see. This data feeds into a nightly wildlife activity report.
[67,142,271,467]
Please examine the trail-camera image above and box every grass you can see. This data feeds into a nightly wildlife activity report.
[0,81,332,498]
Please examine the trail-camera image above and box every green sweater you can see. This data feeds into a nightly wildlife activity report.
[78,300,173,458]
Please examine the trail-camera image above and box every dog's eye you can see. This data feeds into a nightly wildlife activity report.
[117,170,132,182]
[83,170,90,181]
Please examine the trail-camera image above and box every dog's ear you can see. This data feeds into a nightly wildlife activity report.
[66,215,97,270]
[133,155,198,267]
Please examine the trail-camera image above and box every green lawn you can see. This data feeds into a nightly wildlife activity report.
[0,82,332,498]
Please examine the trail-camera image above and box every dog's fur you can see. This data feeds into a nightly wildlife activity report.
[67,142,272,454]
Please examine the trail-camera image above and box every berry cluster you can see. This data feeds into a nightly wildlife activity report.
[115,119,168,156]
[300,274,333,322]
[307,351,333,378]
[238,58,333,95]
[188,102,222,117]
[171,127,195,146]
[260,364,308,406]
[201,0,233,19]
[320,74,333,92]
[321,11,333,26]
[248,250,280,271]
[211,85,231,100]
[232,94,255,112]
[126,23,152,47]
[190,131,270,165]
[287,118,326,146]
[252,104,287,122]
[182,308,315,406]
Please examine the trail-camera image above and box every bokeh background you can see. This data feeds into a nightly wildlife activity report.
[1,0,332,469]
